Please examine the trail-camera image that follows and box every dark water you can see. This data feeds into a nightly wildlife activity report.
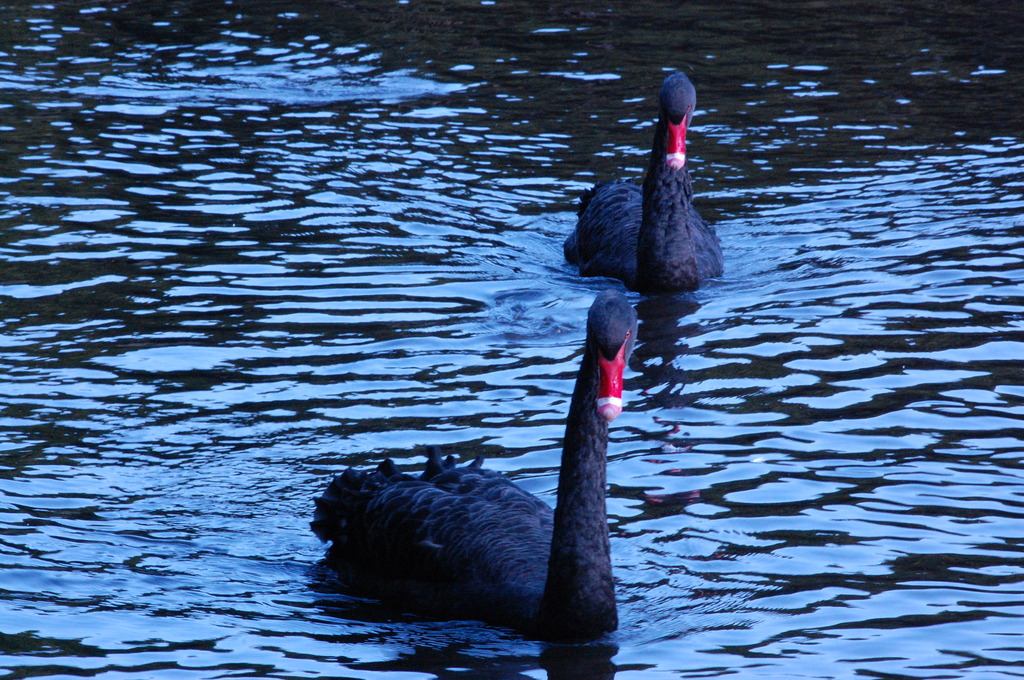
[2,1,1023,678]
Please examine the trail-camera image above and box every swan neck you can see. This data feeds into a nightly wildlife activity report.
[537,343,617,640]
[636,118,699,291]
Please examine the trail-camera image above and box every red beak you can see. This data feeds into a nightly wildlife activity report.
[596,343,627,422]
[666,119,687,170]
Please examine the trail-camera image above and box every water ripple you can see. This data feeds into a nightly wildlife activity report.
[2,1,1024,678]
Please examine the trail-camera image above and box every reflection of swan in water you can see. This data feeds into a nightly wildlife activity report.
[631,295,704,410]
[305,567,620,679]
[312,290,637,641]
[377,642,619,680]
[542,644,618,680]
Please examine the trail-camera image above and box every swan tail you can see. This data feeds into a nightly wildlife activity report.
[311,472,356,543]
[311,457,403,543]
[577,184,599,217]
[564,184,603,264]
[312,447,478,544]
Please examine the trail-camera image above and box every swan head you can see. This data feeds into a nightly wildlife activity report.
[659,72,697,171]
[589,291,638,423]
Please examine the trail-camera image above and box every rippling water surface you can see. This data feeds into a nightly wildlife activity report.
[2,1,1023,678]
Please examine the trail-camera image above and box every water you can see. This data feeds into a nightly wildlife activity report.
[2,1,1023,678]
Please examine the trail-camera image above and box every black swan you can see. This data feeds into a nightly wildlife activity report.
[564,72,723,292]
[311,290,638,641]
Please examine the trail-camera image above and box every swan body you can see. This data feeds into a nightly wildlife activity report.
[565,72,723,292]
[312,290,637,641]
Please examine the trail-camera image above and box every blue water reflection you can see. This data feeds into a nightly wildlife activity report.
[1,0,1023,678]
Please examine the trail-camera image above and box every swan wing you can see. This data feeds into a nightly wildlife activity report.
[565,180,641,287]
[313,453,552,588]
